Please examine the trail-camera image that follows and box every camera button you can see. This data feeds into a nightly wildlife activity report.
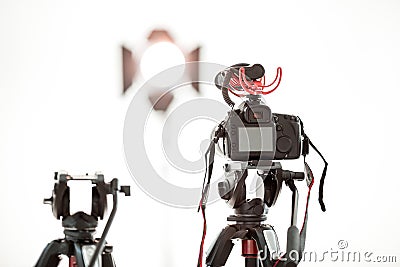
[276,125,283,131]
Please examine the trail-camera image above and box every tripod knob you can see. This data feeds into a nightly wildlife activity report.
[43,197,53,205]
[253,204,264,216]
[120,186,131,196]
[104,245,113,254]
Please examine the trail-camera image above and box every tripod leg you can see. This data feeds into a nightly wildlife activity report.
[73,243,86,267]
[102,245,116,267]
[248,227,273,267]
[206,225,238,267]
[245,258,259,267]
[102,254,115,267]
[242,240,260,267]
[35,240,69,267]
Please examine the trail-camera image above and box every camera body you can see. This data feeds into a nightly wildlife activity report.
[223,95,302,161]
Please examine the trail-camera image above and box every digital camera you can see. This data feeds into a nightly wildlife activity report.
[223,95,302,161]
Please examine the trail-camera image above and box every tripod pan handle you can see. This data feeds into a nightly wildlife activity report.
[282,171,304,181]
[285,225,300,267]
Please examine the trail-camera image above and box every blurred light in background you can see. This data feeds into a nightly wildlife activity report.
[140,41,185,83]
[122,29,201,111]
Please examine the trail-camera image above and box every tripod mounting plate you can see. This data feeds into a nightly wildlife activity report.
[62,212,98,231]
[224,161,282,172]
[227,214,267,223]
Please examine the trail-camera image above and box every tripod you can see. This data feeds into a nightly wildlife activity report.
[206,161,304,267]
[35,212,115,267]
[34,173,130,267]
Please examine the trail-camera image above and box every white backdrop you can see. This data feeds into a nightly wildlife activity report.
[1,1,400,266]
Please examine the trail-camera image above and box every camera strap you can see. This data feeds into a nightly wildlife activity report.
[300,161,314,256]
[197,123,224,267]
[299,119,328,212]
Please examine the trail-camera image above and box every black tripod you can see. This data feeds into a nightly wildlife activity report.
[34,173,130,267]
[206,161,304,267]
[35,212,115,267]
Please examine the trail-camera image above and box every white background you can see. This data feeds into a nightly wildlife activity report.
[1,0,400,266]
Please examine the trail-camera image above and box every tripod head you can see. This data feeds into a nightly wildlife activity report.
[44,172,130,221]
[41,172,131,267]
[218,161,304,222]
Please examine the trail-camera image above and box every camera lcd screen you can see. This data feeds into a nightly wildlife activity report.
[238,127,273,152]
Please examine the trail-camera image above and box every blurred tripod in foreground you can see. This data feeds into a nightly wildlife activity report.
[35,172,130,267]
